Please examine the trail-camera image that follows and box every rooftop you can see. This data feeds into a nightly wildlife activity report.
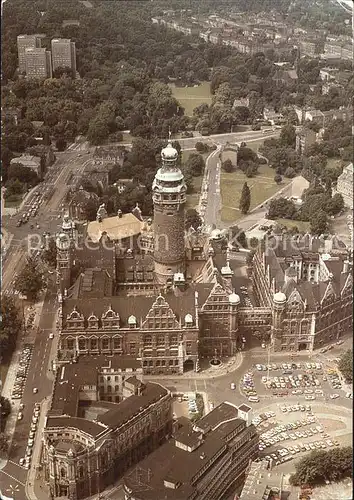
[87,213,143,243]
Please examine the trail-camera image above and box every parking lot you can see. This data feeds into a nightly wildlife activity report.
[240,357,351,405]
[252,401,352,468]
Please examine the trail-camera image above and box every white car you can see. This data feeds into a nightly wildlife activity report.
[18,412,23,421]
[230,383,236,390]
[49,333,54,339]
[33,388,38,394]
[330,393,340,399]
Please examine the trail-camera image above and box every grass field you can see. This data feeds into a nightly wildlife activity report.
[220,165,291,223]
[169,81,212,116]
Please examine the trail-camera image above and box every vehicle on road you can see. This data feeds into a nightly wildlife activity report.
[49,333,54,339]
[33,387,38,394]
[230,383,236,390]
[18,412,23,420]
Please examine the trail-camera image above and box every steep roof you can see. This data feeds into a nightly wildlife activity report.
[87,213,143,243]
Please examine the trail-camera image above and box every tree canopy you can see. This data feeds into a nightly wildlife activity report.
[239,182,251,214]
[14,257,45,302]
[290,447,353,486]
[0,296,22,363]
[338,350,353,383]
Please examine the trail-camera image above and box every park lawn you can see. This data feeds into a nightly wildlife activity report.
[246,138,266,153]
[169,81,212,116]
[275,218,310,232]
[220,165,291,223]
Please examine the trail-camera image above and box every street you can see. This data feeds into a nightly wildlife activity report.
[0,289,58,499]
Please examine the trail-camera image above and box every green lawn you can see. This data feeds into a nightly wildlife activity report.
[220,165,291,223]
[169,81,212,116]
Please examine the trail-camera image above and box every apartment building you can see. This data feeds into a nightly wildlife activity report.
[25,47,52,79]
[51,38,77,76]
[17,34,42,73]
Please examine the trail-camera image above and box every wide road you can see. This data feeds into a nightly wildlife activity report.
[2,141,93,292]
[0,289,58,499]
[202,131,280,228]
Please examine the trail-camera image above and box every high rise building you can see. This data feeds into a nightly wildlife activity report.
[17,34,42,73]
[51,38,76,76]
[24,48,52,79]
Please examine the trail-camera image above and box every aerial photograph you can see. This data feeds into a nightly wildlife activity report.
[0,0,353,499]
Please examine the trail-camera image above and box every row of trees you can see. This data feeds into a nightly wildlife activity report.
[0,296,22,365]
[290,447,353,486]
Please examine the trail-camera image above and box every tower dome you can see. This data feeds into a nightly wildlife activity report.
[229,293,240,305]
[161,141,178,161]
[273,291,287,304]
[56,232,70,250]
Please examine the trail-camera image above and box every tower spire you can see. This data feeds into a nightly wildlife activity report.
[168,127,172,143]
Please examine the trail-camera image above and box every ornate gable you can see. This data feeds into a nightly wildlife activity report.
[142,294,179,330]
[321,282,337,307]
[341,273,353,298]
[101,305,120,329]
[201,282,229,312]
[66,307,85,329]
[287,289,304,312]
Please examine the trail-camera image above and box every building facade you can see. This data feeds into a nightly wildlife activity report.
[43,358,172,499]
[24,47,52,79]
[124,402,259,500]
[51,38,76,76]
[55,143,353,378]
[17,34,41,73]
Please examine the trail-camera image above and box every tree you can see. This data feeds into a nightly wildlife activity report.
[228,225,247,249]
[185,209,202,231]
[239,182,251,214]
[83,198,100,221]
[0,433,8,454]
[327,193,344,216]
[0,396,11,431]
[222,159,234,172]
[186,153,205,177]
[195,142,208,153]
[14,257,45,301]
[285,167,296,178]
[42,238,57,269]
[274,174,282,184]
[0,296,22,362]
[290,448,353,486]
[280,124,296,147]
[338,350,353,383]
[267,198,296,220]
[55,137,67,151]
[309,209,328,235]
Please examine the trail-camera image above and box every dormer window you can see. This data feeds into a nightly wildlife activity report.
[185,314,193,326]
[102,305,120,329]
[128,315,137,328]
[87,313,99,329]
[66,307,85,330]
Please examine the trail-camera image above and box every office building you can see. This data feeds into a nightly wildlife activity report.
[51,38,76,76]
[25,48,52,79]
[17,34,42,74]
